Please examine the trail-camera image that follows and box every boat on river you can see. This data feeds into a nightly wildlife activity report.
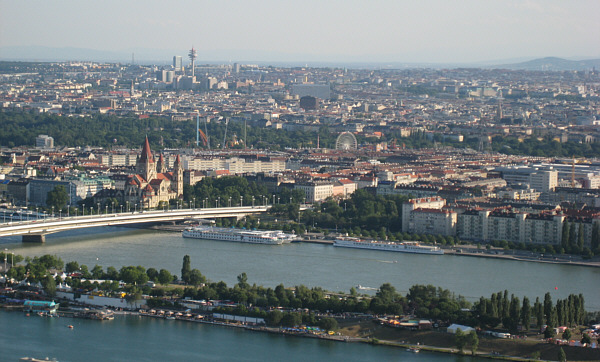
[182,226,299,245]
[333,237,444,255]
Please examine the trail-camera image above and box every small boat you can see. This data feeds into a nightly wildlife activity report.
[406,347,420,353]
[67,325,74,329]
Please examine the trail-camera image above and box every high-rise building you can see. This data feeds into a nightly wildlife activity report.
[35,135,54,149]
[173,56,182,71]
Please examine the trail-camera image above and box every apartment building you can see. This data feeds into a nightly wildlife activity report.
[408,208,457,236]
[401,196,446,232]
[295,181,334,203]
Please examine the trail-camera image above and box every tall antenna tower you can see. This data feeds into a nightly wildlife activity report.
[188,47,197,77]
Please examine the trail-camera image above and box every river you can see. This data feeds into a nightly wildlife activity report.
[2,227,598,310]
[1,227,597,360]
[0,310,485,362]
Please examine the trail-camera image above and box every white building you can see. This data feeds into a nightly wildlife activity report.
[295,181,334,203]
[495,166,558,192]
[401,197,446,232]
[35,135,54,149]
[408,208,457,236]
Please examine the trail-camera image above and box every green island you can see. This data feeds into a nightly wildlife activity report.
[1,252,599,361]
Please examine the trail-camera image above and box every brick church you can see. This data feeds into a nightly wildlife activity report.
[94,137,183,209]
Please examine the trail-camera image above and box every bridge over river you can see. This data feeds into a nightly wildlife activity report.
[0,206,281,242]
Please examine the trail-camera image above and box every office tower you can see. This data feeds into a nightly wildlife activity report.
[173,56,182,71]
[36,135,54,149]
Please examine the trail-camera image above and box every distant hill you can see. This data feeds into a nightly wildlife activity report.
[493,57,600,71]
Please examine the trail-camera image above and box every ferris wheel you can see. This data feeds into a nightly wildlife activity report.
[335,132,357,150]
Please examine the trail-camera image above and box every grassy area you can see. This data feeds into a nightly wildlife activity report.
[337,319,600,361]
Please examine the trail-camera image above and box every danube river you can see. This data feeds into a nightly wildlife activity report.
[1,227,598,360]
[2,227,598,310]
[0,310,486,362]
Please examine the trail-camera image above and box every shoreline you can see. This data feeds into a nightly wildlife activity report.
[3,299,597,360]
[150,225,600,268]
[124,311,590,361]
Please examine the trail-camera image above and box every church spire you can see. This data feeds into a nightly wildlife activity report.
[157,153,166,173]
[140,136,154,163]
[173,154,183,197]
[136,136,156,181]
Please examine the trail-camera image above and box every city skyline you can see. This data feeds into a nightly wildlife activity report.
[1,0,599,64]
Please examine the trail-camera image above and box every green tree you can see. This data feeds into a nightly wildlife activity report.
[582,333,592,345]
[561,221,570,251]
[318,317,338,331]
[146,267,159,281]
[544,293,553,322]
[591,222,600,254]
[188,269,206,286]
[46,185,68,211]
[105,266,119,280]
[521,296,531,331]
[125,287,143,308]
[558,347,566,362]
[577,224,584,252]
[157,269,173,285]
[181,255,191,284]
[562,328,572,340]
[568,222,577,252]
[468,330,479,355]
[544,325,555,339]
[535,297,544,327]
[41,274,56,297]
[281,312,302,327]
[79,264,91,279]
[265,310,283,326]
[455,328,466,353]
[237,272,249,289]
[91,265,103,279]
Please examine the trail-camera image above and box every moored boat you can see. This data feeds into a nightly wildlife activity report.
[333,237,444,255]
[182,226,298,245]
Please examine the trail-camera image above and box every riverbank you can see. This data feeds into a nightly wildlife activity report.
[3,301,597,361]
[338,319,600,361]
[149,225,600,268]
[444,245,600,268]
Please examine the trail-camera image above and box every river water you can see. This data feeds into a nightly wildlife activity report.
[2,227,598,310]
[1,227,598,360]
[0,310,487,362]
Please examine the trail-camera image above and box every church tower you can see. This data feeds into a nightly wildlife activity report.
[157,153,166,174]
[173,154,184,197]
[136,136,157,181]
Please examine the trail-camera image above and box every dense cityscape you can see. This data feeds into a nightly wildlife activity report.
[1,54,600,360]
[1,56,600,256]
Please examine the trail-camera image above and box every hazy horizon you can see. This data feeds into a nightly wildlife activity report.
[1,0,599,64]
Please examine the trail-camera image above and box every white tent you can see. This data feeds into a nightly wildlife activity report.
[447,324,475,334]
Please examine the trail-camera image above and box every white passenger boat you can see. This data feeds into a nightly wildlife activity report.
[333,237,444,255]
[182,226,298,245]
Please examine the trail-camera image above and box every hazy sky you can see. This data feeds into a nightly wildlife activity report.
[1,0,599,63]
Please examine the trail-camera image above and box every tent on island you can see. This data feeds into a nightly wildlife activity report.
[447,324,475,334]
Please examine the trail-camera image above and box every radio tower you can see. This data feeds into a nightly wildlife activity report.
[188,47,197,77]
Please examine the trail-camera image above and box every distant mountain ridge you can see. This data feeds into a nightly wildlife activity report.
[493,57,600,71]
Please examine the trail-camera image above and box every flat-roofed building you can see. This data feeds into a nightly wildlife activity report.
[401,196,446,232]
[457,209,490,241]
[408,208,457,236]
[295,181,333,203]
